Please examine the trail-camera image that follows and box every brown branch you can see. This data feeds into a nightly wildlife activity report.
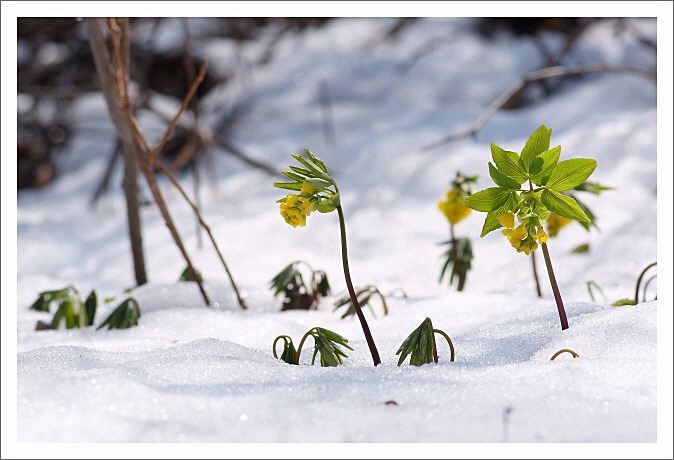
[422,62,657,151]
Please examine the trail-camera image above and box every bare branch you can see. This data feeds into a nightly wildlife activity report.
[423,62,656,151]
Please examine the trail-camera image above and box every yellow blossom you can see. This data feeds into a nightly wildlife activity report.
[280,193,311,227]
[518,238,538,255]
[300,182,315,196]
[534,227,548,244]
[546,212,571,237]
[497,211,515,228]
[438,189,471,225]
[502,224,527,249]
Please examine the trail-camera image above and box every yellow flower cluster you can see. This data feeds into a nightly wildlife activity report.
[280,183,314,227]
[546,212,572,237]
[498,212,548,255]
[438,189,471,225]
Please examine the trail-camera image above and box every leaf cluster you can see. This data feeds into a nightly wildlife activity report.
[274,148,340,213]
[273,327,353,367]
[30,285,141,331]
[395,317,455,366]
[333,285,388,319]
[464,125,597,237]
[439,237,473,290]
[270,261,331,311]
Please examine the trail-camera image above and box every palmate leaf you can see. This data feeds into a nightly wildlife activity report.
[463,187,511,212]
[491,143,527,184]
[530,145,561,186]
[541,189,590,223]
[479,192,520,237]
[291,153,332,182]
[520,125,552,172]
[545,158,597,191]
[489,163,521,190]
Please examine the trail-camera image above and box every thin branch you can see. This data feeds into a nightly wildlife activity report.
[423,62,657,151]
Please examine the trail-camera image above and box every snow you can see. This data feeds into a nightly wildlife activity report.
[3,3,673,459]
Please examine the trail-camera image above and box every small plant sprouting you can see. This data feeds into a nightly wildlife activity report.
[438,172,477,291]
[31,286,96,330]
[396,317,455,366]
[273,327,353,367]
[97,298,141,330]
[274,148,381,366]
[270,260,331,311]
[30,285,141,331]
[464,125,598,330]
[550,349,579,360]
[179,265,203,283]
[586,280,607,303]
[611,261,657,306]
[333,284,388,319]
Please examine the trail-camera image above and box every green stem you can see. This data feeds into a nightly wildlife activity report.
[336,205,382,366]
[293,328,317,365]
[541,242,569,330]
[272,335,292,359]
[634,262,657,304]
[433,329,456,362]
[450,224,466,291]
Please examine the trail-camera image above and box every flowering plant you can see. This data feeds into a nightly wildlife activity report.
[273,327,353,367]
[464,125,598,330]
[438,172,477,291]
[274,149,382,365]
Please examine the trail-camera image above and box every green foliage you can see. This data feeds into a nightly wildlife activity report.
[97,298,141,330]
[273,327,353,367]
[396,317,455,366]
[439,237,473,290]
[333,285,388,319]
[270,260,330,311]
[179,266,203,282]
[464,125,598,238]
[30,286,96,330]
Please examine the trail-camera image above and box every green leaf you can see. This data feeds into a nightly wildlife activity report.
[612,298,637,306]
[574,180,612,195]
[479,193,520,237]
[541,189,591,223]
[273,181,303,191]
[488,163,521,190]
[545,158,597,191]
[520,125,551,171]
[530,145,561,186]
[491,143,527,183]
[292,153,332,182]
[317,193,340,213]
[304,149,330,175]
[463,187,510,212]
[304,177,333,189]
[85,290,97,326]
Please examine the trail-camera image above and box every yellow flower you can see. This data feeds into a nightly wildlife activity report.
[280,193,311,227]
[439,189,471,225]
[300,182,315,196]
[502,224,527,249]
[497,211,515,228]
[534,227,548,244]
[546,212,571,237]
[518,238,538,255]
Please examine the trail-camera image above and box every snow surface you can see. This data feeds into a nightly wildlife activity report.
[4,4,674,459]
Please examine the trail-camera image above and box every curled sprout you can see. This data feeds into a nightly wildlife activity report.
[550,349,579,360]
[273,327,353,367]
[396,317,455,366]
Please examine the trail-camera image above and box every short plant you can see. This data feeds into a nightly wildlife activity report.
[464,125,598,330]
[270,260,331,311]
[31,285,141,331]
[333,284,388,319]
[612,261,657,306]
[274,149,381,365]
[31,286,96,330]
[273,327,353,367]
[396,317,455,366]
[97,297,141,330]
[438,171,477,291]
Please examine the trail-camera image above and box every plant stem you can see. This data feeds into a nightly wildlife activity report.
[634,262,657,304]
[531,251,543,297]
[541,243,568,330]
[450,225,466,291]
[336,205,382,366]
